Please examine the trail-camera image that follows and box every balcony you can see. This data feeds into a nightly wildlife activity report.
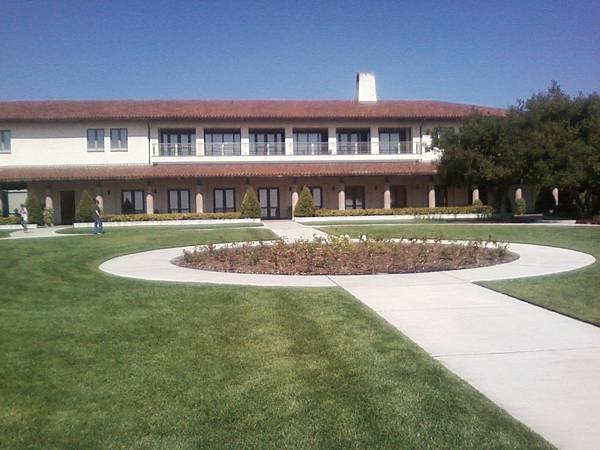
[379,141,421,155]
[336,142,371,155]
[294,142,330,155]
[249,142,286,156]
[204,142,241,156]
[153,143,196,157]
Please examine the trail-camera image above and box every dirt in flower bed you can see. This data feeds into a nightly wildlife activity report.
[175,237,517,275]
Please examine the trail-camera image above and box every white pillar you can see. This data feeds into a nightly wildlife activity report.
[145,188,154,215]
[328,127,337,155]
[196,127,204,156]
[515,187,522,201]
[291,184,299,216]
[472,187,480,204]
[370,127,379,154]
[285,126,294,155]
[241,127,250,156]
[338,184,345,210]
[428,186,436,208]
[45,191,54,210]
[383,182,391,209]
[552,187,559,206]
[195,190,204,213]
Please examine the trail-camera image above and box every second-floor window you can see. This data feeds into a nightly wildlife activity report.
[0,130,10,153]
[250,129,285,155]
[204,130,241,156]
[337,129,370,154]
[379,128,412,154]
[293,129,328,155]
[159,129,196,156]
[110,128,128,151]
[87,129,105,151]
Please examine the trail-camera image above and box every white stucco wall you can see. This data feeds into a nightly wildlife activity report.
[0,119,454,167]
[0,121,150,166]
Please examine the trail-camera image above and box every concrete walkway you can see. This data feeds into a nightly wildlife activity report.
[2,225,74,239]
[99,239,598,449]
[262,219,328,241]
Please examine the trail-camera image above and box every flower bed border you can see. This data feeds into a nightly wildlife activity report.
[295,213,484,223]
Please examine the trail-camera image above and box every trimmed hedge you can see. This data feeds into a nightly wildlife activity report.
[0,216,20,225]
[240,188,261,218]
[75,190,95,223]
[294,186,317,217]
[314,205,494,217]
[95,212,243,223]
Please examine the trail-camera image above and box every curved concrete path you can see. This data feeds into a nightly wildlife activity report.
[100,240,598,449]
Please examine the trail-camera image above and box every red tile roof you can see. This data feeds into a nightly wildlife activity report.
[0,162,437,182]
[0,100,505,121]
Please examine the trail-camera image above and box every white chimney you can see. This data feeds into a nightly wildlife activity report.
[356,72,377,102]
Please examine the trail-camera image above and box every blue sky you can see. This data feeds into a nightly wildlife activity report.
[1,0,598,107]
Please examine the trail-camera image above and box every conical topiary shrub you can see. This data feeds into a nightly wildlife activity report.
[75,190,96,222]
[25,194,44,225]
[240,188,261,218]
[294,186,316,217]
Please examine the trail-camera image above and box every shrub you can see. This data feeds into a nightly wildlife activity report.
[472,199,483,206]
[514,198,527,215]
[0,216,20,225]
[25,195,44,225]
[240,188,261,218]
[100,212,243,222]
[75,190,96,222]
[43,208,55,227]
[294,186,316,217]
[312,205,493,217]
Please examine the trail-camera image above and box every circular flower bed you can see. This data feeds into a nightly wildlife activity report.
[175,237,517,275]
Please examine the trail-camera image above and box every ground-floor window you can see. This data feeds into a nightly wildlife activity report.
[345,186,365,209]
[213,188,235,213]
[168,189,191,213]
[435,185,448,207]
[391,185,407,208]
[122,190,144,214]
[309,186,322,208]
[258,187,279,218]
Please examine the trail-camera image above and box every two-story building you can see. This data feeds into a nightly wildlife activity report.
[0,73,505,224]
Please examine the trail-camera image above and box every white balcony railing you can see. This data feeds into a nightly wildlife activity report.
[379,141,421,155]
[294,142,331,155]
[153,143,196,156]
[249,142,286,156]
[204,142,242,156]
[336,142,371,155]
[151,141,423,157]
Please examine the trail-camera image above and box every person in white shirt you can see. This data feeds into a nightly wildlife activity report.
[19,204,29,232]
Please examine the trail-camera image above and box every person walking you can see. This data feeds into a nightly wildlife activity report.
[19,204,29,233]
[92,200,103,235]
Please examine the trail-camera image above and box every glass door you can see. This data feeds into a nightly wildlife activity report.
[258,188,279,218]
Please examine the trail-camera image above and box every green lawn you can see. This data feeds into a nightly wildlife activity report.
[0,230,12,238]
[56,222,263,235]
[0,228,552,449]
[322,224,600,325]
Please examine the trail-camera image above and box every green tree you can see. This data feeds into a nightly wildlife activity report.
[294,186,316,217]
[436,83,600,217]
[240,188,261,218]
[75,190,96,222]
[25,195,44,225]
